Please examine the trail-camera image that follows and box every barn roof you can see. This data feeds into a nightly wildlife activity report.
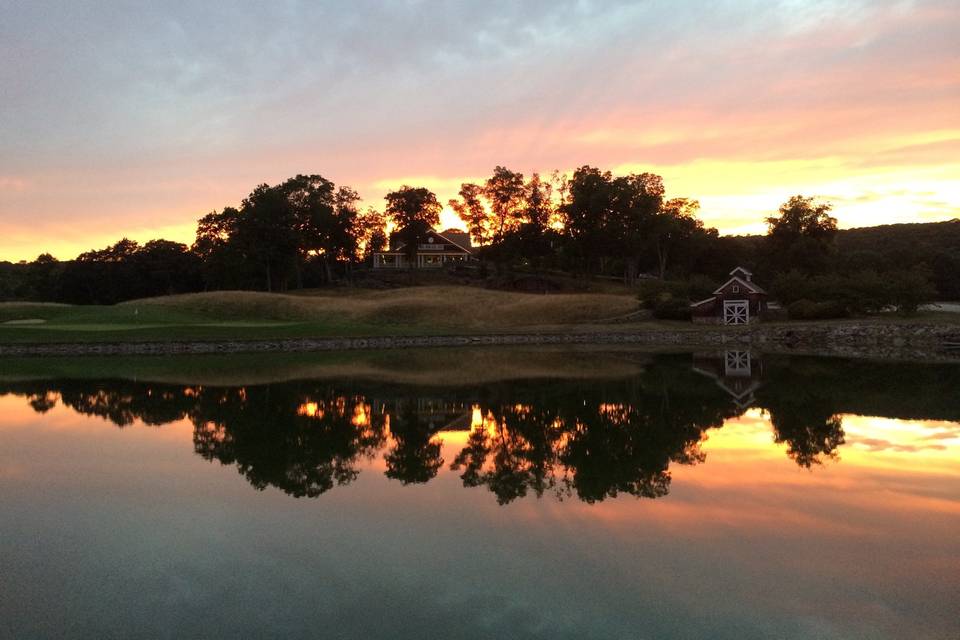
[712,275,766,296]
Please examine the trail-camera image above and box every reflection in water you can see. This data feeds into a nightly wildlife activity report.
[3,352,959,503]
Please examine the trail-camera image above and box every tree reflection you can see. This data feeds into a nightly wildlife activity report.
[190,385,386,497]
[2,353,957,503]
[451,404,565,504]
[383,398,444,484]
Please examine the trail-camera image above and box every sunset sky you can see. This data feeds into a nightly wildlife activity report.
[1,0,958,262]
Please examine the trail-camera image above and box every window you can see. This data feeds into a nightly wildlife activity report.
[732,285,740,293]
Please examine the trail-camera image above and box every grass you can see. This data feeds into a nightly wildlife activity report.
[1,286,956,346]
[0,286,641,344]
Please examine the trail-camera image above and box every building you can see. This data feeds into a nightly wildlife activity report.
[372,228,474,269]
[690,266,768,324]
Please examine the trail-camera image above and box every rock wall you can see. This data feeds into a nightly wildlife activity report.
[1,322,958,362]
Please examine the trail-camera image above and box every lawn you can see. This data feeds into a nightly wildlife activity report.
[1,286,956,346]
[0,286,642,344]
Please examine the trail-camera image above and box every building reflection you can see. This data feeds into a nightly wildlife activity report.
[3,353,959,502]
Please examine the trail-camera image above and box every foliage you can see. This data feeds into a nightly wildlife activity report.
[786,299,849,320]
[774,266,937,316]
[636,277,715,320]
[765,195,838,274]
[384,186,442,267]
[2,168,957,308]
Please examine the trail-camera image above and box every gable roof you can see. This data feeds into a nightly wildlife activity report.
[712,275,766,295]
[389,228,473,254]
[433,229,473,253]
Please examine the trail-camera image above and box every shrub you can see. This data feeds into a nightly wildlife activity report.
[686,274,717,301]
[771,270,811,306]
[652,295,692,320]
[787,299,849,320]
[637,279,689,308]
[887,267,937,313]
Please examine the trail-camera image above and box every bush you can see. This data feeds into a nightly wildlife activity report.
[637,279,689,308]
[771,270,811,306]
[787,299,849,320]
[887,267,937,313]
[775,267,935,316]
[686,274,717,301]
[652,295,692,320]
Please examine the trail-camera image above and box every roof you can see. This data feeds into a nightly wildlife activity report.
[712,275,766,296]
[389,228,473,254]
[729,266,752,276]
[439,228,472,248]
[434,229,473,253]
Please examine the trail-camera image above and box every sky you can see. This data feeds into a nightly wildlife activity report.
[1,0,958,262]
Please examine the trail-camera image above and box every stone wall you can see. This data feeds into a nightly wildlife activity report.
[1,322,958,362]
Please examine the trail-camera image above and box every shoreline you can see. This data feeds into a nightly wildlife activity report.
[1,323,958,362]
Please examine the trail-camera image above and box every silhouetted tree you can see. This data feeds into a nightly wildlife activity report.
[484,166,525,243]
[384,186,442,269]
[608,172,664,283]
[561,166,614,274]
[766,195,838,274]
[234,183,301,291]
[449,183,490,247]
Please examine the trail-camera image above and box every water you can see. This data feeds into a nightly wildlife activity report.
[1,348,958,639]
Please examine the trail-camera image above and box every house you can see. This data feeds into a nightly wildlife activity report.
[691,266,768,324]
[372,228,474,269]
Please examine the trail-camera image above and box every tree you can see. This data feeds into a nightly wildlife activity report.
[25,253,62,301]
[384,186,442,269]
[561,166,614,274]
[887,266,937,313]
[608,172,665,283]
[235,183,301,291]
[132,239,201,296]
[356,207,388,262]
[193,207,248,290]
[276,174,361,284]
[483,166,525,243]
[766,195,838,273]
[654,198,704,280]
[522,172,554,233]
[449,183,489,247]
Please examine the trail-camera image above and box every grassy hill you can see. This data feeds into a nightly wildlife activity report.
[0,286,641,344]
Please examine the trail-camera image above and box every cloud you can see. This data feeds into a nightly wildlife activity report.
[1,0,958,260]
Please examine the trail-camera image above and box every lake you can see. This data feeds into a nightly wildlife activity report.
[1,348,958,639]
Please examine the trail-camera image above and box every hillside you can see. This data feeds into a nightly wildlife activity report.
[0,286,641,344]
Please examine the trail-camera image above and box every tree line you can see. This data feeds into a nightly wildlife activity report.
[0,167,957,309]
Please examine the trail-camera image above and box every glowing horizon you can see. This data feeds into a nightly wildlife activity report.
[1,0,958,262]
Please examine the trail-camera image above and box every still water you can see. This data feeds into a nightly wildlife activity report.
[1,348,958,639]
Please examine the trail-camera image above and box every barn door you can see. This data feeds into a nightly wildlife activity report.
[723,300,749,325]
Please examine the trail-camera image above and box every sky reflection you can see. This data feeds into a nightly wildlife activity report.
[0,353,958,639]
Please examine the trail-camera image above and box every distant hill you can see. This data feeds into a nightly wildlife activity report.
[718,217,958,286]
[837,218,960,251]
